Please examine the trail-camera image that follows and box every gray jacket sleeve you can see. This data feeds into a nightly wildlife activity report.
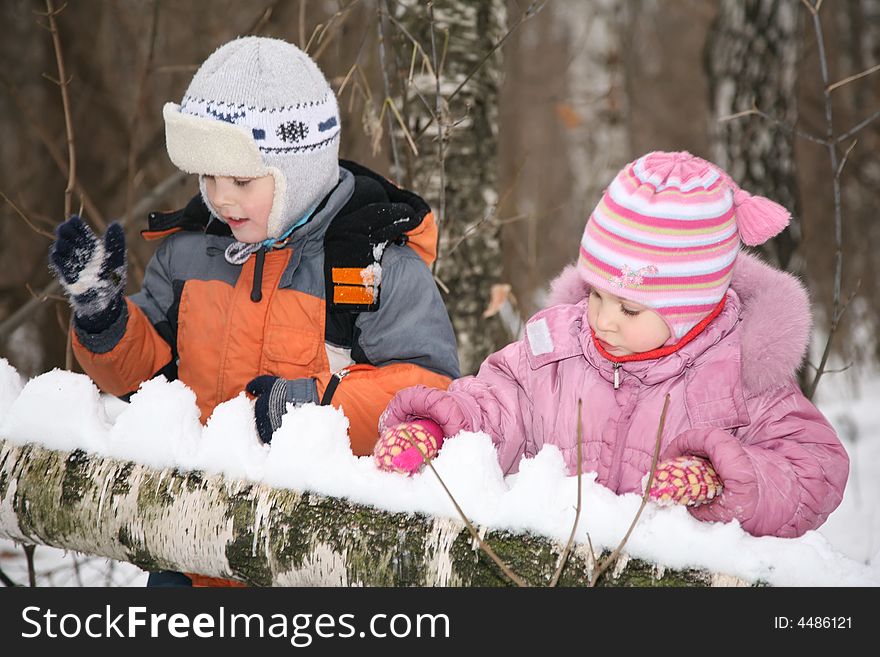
[353,245,460,379]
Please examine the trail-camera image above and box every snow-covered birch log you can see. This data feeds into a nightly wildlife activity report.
[0,438,746,586]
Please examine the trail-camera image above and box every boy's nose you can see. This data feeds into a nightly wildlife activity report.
[211,180,235,207]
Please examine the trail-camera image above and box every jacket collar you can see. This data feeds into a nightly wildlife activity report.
[579,290,742,387]
[548,250,811,393]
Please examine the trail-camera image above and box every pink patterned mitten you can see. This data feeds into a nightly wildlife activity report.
[646,455,723,507]
[373,419,445,475]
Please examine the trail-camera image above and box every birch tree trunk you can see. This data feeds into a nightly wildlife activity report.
[707,0,802,271]
[0,439,749,587]
[388,0,508,375]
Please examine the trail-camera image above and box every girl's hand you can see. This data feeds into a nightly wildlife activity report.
[373,419,444,475]
[646,455,723,506]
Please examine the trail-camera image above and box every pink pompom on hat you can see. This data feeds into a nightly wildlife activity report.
[578,151,791,342]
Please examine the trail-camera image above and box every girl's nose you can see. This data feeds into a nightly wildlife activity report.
[595,306,616,332]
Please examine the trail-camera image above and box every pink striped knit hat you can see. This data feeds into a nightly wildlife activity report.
[578,151,790,342]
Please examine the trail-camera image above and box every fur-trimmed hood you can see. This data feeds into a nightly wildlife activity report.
[546,250,812,393]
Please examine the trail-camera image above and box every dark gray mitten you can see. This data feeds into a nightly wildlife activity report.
[246,375,319,444]
[49,216,127,334]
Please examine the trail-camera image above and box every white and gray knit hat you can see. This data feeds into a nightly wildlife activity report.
[163,37,341,239]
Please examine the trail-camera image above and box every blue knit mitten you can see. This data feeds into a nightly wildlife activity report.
[246,375,319,444]
[49,216,127,334]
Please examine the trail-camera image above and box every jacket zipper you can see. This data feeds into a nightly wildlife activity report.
[251,248,266,302]
[608,365,633,490]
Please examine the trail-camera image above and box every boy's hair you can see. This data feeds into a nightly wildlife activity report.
[578,151,790,342]
[163,37,341,239]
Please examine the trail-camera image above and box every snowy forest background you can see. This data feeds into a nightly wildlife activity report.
[0,0,878,586]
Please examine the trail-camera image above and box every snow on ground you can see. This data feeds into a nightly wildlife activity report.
[0,357,877,587]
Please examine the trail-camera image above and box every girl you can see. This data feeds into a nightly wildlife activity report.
[374,151,849,539]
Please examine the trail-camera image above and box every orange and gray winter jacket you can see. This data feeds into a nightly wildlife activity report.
[72,161,459,457]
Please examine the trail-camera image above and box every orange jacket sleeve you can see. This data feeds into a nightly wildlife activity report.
[72,297,173,397]
[317,363,451,456]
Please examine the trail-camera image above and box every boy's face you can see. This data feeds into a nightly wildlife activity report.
[587,287,671,356]
[204,174,275,243]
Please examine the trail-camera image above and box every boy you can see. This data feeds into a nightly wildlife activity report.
[49,37,459,585]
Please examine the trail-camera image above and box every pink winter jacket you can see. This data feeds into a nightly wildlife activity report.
[382,252,849,538]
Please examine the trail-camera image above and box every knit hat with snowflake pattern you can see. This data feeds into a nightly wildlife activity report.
[578,151,791,343]
[163,36,341,239]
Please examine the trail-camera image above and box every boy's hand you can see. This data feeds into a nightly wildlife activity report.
[373,419,444,475]
[646,455,722,507]
[246,375,318,444]
[49,216,127,333]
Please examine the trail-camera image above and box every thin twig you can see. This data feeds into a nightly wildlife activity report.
[27,283,65,304]
[381,9,440,123]
[53,300,68,334]
[833,110,880,144]
[412,0,547,143]
[835,139,858,179]
[298,0,306,51]
[805,3,847,399]
[718,103,826,145]
[586,534,598,571]
[0,72,106,229]
[799,0,817,16]
[725,2,876,397]
[806,283,861,399]
[245,0,279,35]
[590,395,670,587]
[427,1,447,274]
[398,428,527,587]
[0,171,187,343]
[432,273,449,294]
[803,360,855,375]
[310,0,362,62]
[71,554,84,587]
[123,0,160,284]
[549,399,584,587]
[65,316,73,370]
[42,0,76,218]
[380,97,420,155]
[0,191,55,239]
[377,0,401,177]
[717,108,760,122]
[827,62,880,93]
[0,565,19,587]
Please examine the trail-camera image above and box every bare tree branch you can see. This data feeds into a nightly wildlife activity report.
[826,62,880,93]
[397,428,527,587]
[41,0,76,218]
[0,191,55,239]
[0,172,187,343]
[412,0,547,142]
[833,109,880,144]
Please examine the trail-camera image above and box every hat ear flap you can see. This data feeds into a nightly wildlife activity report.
[733,189,791,246]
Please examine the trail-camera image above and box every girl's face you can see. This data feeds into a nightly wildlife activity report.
[587,287,671,356]
[204,174,275,243]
